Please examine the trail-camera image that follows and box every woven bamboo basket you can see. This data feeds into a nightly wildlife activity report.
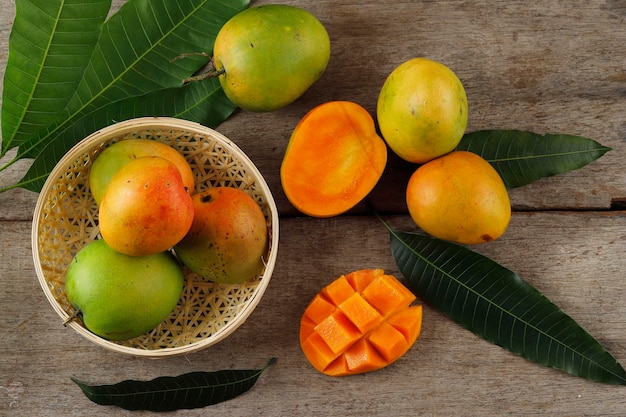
[32,117,279,357]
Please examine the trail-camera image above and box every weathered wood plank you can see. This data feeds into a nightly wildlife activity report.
[1,0,626,217]
[1,212,625,416]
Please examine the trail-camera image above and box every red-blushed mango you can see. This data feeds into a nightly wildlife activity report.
[89,139,195,204]
[300,269,422,376]
[98,156,194,256]
[281,101,387,218]
[174,187,268,284]
[406,150,511,244]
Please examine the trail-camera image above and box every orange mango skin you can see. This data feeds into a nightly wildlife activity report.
[99,156,194,256]
[406,150,511,244]
[281,101,387,218]
[174,187,268,284]
[300,269,422,376]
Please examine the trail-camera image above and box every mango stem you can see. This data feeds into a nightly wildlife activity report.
[63,309,82,326]
[170,53,225,84]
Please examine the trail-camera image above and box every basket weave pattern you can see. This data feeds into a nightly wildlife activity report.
[33,119,277,356]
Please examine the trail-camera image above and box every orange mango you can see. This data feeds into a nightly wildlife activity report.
[98,156,194,256]
[406,150,511,244]
[300,269,422,376]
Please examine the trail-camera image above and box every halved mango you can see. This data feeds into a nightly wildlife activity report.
[280,101,387,218]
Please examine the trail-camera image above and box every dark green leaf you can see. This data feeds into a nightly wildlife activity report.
[456,130,611,188]
[18,0,248,160]
[1,0,112,155]
[382,219,626,384]
[10,76,236,193]
[72,358,277,411]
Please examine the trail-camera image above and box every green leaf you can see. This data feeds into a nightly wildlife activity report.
[18,0,248,160]
[8,76,236,193]
[1,0,112,155]
[382,220,626,384]
[72,358,277,411]
[456,130,611,189]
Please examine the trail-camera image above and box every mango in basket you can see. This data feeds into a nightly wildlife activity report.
[65,239,184,341]
[89,138,195,204]
[98,156,194,256]
[174,187,268,284]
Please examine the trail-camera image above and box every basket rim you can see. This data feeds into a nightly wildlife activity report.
[31,117,280,357]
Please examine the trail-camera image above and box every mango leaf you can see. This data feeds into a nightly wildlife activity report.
[72,358,277,411]
[1,0,112,155]
[456,130,611,189]
[381,219,626,385]
[9,76,235,193]
[0,0,249,192]
[18,0,247,160]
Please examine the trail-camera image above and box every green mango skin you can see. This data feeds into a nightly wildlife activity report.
[214,4,330,112]
[65,240,184,341]
[88,139,195,205]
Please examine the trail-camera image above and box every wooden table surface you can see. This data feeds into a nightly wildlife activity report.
[1,0,625,415]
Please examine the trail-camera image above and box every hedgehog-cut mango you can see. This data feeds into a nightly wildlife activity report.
[300,269,422,376]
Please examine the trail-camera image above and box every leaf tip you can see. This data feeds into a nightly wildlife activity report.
[264,357,278,370]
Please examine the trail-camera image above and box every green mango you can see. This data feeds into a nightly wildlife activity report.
[65,240,184,341]
[213,4,331,112]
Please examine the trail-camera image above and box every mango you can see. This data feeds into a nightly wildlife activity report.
[300,269,422,376]
[406,151,511,244]
[65,239,184,341]
[174,187,268,284]
[377,58,468,164]
[280,101,387,217]
[212,4,331,112]
[98,156,194,256]
[89,139,195,204]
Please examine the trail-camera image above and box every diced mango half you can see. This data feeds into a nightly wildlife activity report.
[300,269,422,376]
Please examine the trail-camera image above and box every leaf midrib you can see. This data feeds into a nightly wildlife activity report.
[5,0,66,151]
[487,147,610,163]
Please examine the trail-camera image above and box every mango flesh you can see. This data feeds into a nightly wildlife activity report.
[406,151,511,244]
[89,139,195,204]
[377,58,468,164]
[213,4,330,112]
[280,101,387,217]
[99,156,194,256]
[174,187,268,284]
[65,239,184,341]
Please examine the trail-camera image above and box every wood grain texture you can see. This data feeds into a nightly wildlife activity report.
[1,0,625,415]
